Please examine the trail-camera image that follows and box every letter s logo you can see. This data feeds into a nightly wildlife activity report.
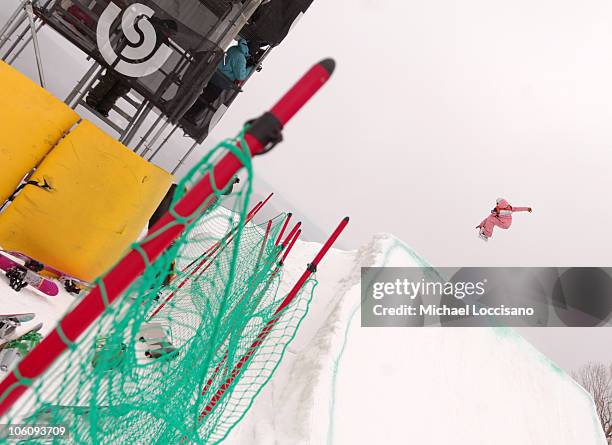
[97,3,173,77]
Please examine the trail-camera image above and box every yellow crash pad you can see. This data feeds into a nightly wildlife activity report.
[0,120,174,281]
[0,61,79,203]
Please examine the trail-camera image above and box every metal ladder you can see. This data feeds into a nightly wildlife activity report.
[0,0,48,87]
[0,1,159,147]
[65,62,156,144]
[0,0,248,174]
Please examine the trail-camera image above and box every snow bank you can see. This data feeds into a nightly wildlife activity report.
[225,234,607,445]
[0,271,75,339]
[0,229,605,444]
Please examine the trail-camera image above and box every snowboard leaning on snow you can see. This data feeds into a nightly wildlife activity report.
[0,253,59,296]
[5,250,89,295]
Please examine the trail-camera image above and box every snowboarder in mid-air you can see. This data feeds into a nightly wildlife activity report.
[476,198,532,241]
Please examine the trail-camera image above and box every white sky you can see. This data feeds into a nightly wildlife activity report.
[1,0,611,372]
[207,0,612,373]
[205,0,612,267]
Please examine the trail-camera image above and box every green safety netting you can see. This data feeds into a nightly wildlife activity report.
[0,130,316,444]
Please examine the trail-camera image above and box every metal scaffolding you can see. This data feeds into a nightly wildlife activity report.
[0,0,269,174]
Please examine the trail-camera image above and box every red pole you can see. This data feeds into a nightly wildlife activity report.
[187,197,277,286]
[247,193,274,221]
[263,229,302,290]
[275,213,292,246]
[280,229,301,265]
[194,222,293,415]
[270,59,336,126]
[198,217,349,419]
[0,60,335,417]
[193,223,295,419]
[200,350,229,398]
[255,220,273,268]
[178,192,273,275]
[148,195,275,319]
[192,226,303,430]
[246,201,263,219]
[273,217,349,314]
[281,222,301,249]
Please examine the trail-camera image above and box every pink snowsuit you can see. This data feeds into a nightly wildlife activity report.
[477,199,530,239]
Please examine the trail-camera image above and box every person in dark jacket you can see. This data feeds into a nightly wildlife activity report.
[86,18,177,117]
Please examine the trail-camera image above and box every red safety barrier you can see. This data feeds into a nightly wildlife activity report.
[0,59,335,417]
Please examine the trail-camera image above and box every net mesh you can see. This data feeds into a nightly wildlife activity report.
[0,129,315,444]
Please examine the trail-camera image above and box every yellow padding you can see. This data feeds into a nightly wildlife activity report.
[0,61,79,203]
[0,120,173,281]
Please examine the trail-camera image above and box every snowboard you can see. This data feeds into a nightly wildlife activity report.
[91,336,127,370]
[0,321,43,350]
[0,322,43,372]
[3,250,89,295]
[0,253,59,296]
[138,323,177,360]
[0,313,35,341]
[0,313,35,323]
[26,404,95,423]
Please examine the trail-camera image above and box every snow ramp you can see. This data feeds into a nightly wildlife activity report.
[225,234,607,445]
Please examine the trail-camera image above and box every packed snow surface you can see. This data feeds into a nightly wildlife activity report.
[224,234,607,445]
[0,227,606,444]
